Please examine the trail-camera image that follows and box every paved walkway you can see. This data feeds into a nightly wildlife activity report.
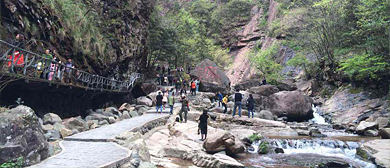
[29,141,131,168]
[65,114,168,141]
[29,113,169,168]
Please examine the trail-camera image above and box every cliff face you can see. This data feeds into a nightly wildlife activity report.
[0,0,153,79]
[227,0,279,85]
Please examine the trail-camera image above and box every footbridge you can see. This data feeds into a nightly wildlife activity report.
[0,40,142,93]
[0,40,144,118]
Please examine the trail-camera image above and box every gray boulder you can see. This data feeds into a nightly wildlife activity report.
[63,117,86,132]
[264,91,313,122]
[379,128,390,139]
[122,111,131,119]
[0,106,49,166]
[356,121,379,135]
[130,111,139,118]
[105,107,119,114]
[85,112,109,123]
[203,130,246,156]
[137,97,153,107]
[249,85,279,97]
[258,110,274,120]
[43,113,62,125]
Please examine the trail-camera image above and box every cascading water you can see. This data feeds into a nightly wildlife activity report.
[309,105,357,137]
[248,139,376,168]
[309,105,327,125]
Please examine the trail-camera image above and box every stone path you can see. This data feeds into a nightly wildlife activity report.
[29,141,131,168]
[65,114,168,141]
[29,113,169,168]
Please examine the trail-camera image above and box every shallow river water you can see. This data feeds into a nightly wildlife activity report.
[237,106,378,168]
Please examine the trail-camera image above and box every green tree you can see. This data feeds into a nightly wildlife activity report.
[251,43,283,84]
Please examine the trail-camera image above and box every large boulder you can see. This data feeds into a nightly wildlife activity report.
[62,117,86,132]
[258,110,274,120]
[182,152,244,168]
[85,112,110,123]
[234,80,262,91]
[0,106,49,166]
[357,140,390,168]
[249,85,279,97]
[356,121,378,135]
[379,128,390,139]
[43,113,62,125]
[203,130,245,156]
[119,103,134,112]
[137,96,153,107]
[264,91,313,122]
[141,83,157,95]
[191,59,231,93]
[276,79,297,91]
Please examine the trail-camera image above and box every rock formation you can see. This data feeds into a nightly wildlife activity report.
[0,106,49,166]
[191,59,231,93]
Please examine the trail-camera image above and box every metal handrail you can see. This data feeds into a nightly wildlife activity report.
[0,40,141,92]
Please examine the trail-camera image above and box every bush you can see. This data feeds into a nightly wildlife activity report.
[0,157,23,168]
[286,52,316,78]
[251,43,283,84]
[338,53,390,82]
[248,133,263,142]
[258,140,270,154]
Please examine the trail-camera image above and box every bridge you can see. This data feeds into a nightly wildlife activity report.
[0,40,142,93]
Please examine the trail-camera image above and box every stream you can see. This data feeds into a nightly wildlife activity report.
[237,105,378,168]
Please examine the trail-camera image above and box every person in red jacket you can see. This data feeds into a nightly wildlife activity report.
[191,81,196,96]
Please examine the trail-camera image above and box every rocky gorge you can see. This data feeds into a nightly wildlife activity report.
[0,0,389,167]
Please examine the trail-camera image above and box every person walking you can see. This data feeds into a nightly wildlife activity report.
[195,78,200,93]
[156,92,163,113]
[222,95,228,114]
[65,59,73,83]
[217,92,223,107]
[168,92,175,115]
[164,76,168,86]
[180,86,187,97]
[163,89,168,110]
[198,109,209,141]
[191,81,196,96]
[247,94,255,118]
[179,95,190,123]
[232,89,243,117]
[175,78,181,95]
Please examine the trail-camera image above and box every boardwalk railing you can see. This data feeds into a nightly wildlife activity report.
[0,40,142,92]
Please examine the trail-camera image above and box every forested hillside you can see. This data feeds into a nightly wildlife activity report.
[149,0,389,94]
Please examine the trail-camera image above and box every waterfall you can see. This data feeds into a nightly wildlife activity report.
[310,105,327,125]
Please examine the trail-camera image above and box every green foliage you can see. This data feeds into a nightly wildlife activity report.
[286,52,317,78]
[43,0,111,60]
[258,141,270,154]
[248,133,263,142]
[271,0,390,85]
[251,43,283,84]
[148,0,255,69]
[339,54,390,82]
[0,157,23,168]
